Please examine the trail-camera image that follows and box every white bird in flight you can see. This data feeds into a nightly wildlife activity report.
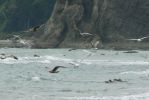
[127,36,149,42]
[80,32,93,36]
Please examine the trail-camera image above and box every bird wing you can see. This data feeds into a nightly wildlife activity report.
[86,33,92,35]
[80,33,92,36]
[52,66,66,72]
[52,66,59,72]
[140,36,149,39]
[78,52,93,63]
[127,39,138,40]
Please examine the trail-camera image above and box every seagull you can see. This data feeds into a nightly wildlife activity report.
[13,35,21,39]
[19,40,26,44]
[0,54,18,60]
[127,36,149,42]
[49,66,67,73]
[80,32,93,36]
[91,41,100,49]
[7,55,18,60]
[68,51,93,68]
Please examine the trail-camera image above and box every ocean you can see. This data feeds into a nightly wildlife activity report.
[0,48,149,100]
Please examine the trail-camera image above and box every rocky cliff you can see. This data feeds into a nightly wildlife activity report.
[35,0,149,49]
[1,0,149,49]
[0,0,55,34]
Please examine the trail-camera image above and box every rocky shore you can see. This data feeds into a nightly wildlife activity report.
[1,38,149,50]
[1,0,149,50]
[31,40,149,50]
[103,42,149,50]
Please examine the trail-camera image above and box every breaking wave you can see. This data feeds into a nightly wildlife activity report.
[1,55,149,66]
[120,70,149,75]
[60,92,149,100]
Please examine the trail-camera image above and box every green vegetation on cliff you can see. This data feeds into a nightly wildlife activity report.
[0,0,55,34]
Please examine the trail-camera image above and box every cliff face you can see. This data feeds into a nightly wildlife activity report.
[0,0,55,33]
[39,0,149,48]
[1,0,149,48]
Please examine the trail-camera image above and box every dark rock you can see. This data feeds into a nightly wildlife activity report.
[37,0,149,48]
[2,0,149,49]
[68,48,77,51]
[123,50,138,53]
[105,78,126,83]
[33,54,40,57]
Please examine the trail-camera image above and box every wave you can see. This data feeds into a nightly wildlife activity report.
[0,56,51,64]
[120,70,149,75]
[0,55,87,65]
[82,50,94,54]
[60,92,149,100]
[1,55,149,66]
[83,60,149,65]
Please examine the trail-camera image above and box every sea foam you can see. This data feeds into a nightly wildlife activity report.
[60,92,149,100]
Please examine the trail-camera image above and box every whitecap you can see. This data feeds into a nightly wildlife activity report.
[82,50,93,54]
[60,92,149,100]
[83,60,149,66]
[39,59,51,64]
[31,76,41,82]
[43,56,72,62]
[120,70,149,75]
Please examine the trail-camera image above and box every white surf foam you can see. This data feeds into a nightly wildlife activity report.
[0,56,53,64]
[120,70,149,75]
[82,50,93,54]
[43,56,72,62]
[60,92,149,100]
[83,60,149,66]
[31,76,41,82]
[1,55,149,66]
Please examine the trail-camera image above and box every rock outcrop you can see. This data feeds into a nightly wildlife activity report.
[0,0,55,33]
[1,0,149,49]
[37,0,149,48]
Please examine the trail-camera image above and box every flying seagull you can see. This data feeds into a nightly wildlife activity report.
[13,35,21,38]
[91,41,100,49]
[80,32,93,36]
[0,54,18,60]
[49,66,67,73]
[68,61,80,68]
[8,55,18,60]
[68,51,93,68]
[127,36,149,42]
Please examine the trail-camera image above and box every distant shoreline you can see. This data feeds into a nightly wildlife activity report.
[0,40,25,48]
[102,42,149,50]
[0,40,149,50]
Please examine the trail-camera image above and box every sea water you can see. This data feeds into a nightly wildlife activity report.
[0,48,149,100]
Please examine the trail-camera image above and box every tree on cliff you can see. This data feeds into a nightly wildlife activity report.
[0,0,55,33]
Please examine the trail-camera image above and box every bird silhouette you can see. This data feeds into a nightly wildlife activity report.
[127,36,149,42]
[49,66,67,73]
[0,54,18,60]
[68,51,93,68]
[8,55,18,60]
